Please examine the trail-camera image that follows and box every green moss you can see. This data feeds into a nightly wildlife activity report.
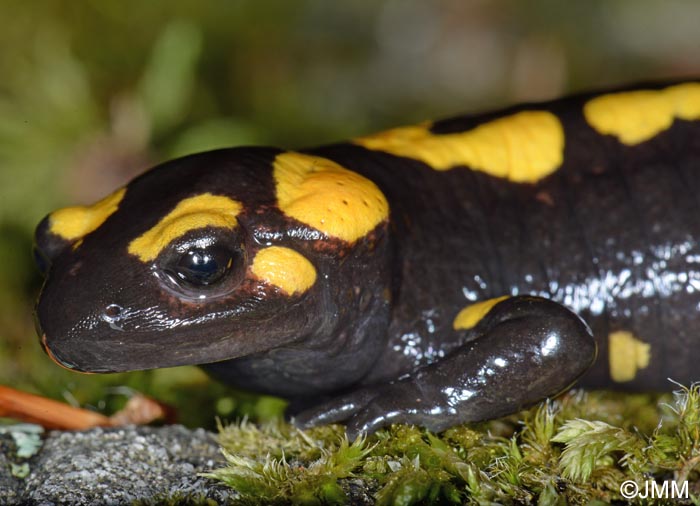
[202,422,371,505]
[206,385,700,505]
[132,492,219,506]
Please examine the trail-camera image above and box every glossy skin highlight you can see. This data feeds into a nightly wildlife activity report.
[34,81,700,437]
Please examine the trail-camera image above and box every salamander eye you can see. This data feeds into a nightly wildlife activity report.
[171,247,234,287]
[157,234,247,299]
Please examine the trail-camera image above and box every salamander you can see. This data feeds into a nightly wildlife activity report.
[33,81,700,438]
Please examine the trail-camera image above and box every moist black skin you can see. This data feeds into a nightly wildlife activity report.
[34,81,700,438]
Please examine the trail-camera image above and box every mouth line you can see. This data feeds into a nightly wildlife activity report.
[40,333,96,374]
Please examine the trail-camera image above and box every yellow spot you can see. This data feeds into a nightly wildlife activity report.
[128,194,243,262]
[273,152,389,242]
[584,83,700,145]
[453,296,510,330]
[49,188,126,241]
[251,246,317,295]
[608,330,651,382]
[354,111,564,183]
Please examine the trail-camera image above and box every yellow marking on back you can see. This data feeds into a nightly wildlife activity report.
[251,246,317,295]
[128,193,243,262]
[354,111,564,183]
[49,188,126,242]
[453,296,510,330]
[608,330,651,383]
[273,152,389,242]
[584,83,700,145]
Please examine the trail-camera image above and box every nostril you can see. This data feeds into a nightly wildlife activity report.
[102,304,126,331]
[103,304,124,321]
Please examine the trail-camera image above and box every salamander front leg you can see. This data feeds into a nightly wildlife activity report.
[295,296,597,439]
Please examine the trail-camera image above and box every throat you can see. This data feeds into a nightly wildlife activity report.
[202,333,386,398]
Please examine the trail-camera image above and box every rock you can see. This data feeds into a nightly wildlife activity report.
[0,425,237,505]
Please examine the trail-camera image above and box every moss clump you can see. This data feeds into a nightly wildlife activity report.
[205,385,700,505]
[202,421,372,505]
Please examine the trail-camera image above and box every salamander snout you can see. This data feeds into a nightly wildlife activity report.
[33,214,67,273]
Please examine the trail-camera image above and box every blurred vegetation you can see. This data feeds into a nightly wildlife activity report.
[1,0,700,428]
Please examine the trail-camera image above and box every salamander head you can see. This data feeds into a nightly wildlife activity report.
[34,147,391,373]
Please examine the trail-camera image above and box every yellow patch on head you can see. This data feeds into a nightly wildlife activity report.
[251,246,317,295]
[453,296,509,330]
[49,188,127,242]
[273,152,389,242]
[583,83,700,145]
[354,111,564,183]
[608,330,651,383]
[128,193,243,262]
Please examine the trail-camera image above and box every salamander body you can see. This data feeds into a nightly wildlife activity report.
[34,82,700,437]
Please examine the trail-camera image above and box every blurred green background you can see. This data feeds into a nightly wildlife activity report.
[1,0,699,428]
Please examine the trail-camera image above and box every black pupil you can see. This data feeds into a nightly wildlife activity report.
[175,248,231,286]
